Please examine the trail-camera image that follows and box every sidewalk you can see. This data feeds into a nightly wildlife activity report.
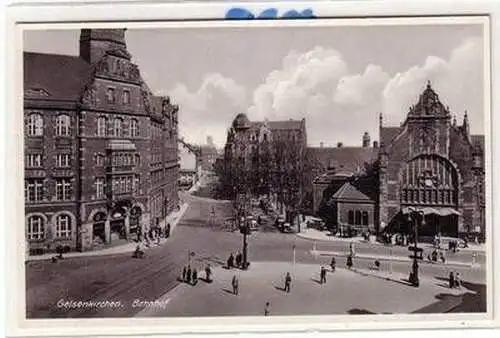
[26,202,189,262]
[310,249,475,268]
[298,228,486,253]
[135,261,474,317]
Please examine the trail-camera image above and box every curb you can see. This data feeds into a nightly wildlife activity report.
[311,250,473,268]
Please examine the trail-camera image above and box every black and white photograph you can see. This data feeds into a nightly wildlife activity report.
[17,15,491,325]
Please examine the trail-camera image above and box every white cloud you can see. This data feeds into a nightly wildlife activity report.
[159,73,247,148]
[163,37,483,149]
[247,47,389,146]
[382,37,483,134]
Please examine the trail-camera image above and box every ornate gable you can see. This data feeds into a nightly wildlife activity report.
[407,81,451,119]
[93,54,141,84]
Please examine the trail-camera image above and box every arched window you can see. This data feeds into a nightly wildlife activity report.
[355,211,362,225]
[26,113,44,136]
[348,210,354,225]
[55,114,71,136]
[113,117,123,137]
[362,211,369,226]
[130,118,139,137]
[55,214,72,238]
[27,215,45,240]
[97,116,107,136]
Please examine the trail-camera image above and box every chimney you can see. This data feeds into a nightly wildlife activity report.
[320,142,324,148]
[373,141,379,148]
[337,142,343,148]
[362,132,370,148]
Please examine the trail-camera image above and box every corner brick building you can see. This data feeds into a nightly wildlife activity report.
[310,82,485,239]
[24,29,180,254]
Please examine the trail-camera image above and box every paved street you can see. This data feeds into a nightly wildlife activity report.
[26,191,487,318]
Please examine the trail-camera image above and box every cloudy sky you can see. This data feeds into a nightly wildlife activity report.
[24,22,485,148]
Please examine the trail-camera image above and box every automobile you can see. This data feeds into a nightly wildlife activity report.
[283,222,294,233]
[437,237,467,249]
[249,219,259,231]
[307,217,327,231]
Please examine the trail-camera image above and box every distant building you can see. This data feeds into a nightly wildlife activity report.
[178,139,201,189]
[24,29,180,254]
[199,136,219,172]
[222,114,307,219]
[311,82,485,239]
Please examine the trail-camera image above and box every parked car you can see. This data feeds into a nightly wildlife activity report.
[437,237,467,249]
[307,217,327,231]
[283,222,294,233]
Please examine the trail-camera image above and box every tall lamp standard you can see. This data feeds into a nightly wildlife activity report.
[239,192,251,270]
[407,207,425,287]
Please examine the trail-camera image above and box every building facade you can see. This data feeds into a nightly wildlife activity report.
[222,114,307,221]
[24,29,180,254]
[311,82,485,239]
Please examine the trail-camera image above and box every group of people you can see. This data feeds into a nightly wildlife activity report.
[227,252,244,269]
[427,249,446,263]
[181,264,213,285]
[136,224,171,247]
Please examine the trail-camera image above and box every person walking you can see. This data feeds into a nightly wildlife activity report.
[264,302,270,316]
[448,271,455,289]
[182,266,187,282]
[235,252,242,268]
[186,266,192,284]
[228,253,234,269]
[192,268,198,285]
[284,272,292,293]
[455,272,461,289]
[330,257,336,272]
[346,254,353,269]
[205,264,212,283]
[232,275,239,295]
[320,266,327,284]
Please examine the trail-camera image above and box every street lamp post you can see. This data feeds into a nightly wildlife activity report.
[407,207,425,287]
[240,211,250,270]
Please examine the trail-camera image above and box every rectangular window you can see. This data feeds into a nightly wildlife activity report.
[106,88,116,104]
[55,179,72,200]
[27,216,45,240]
[25,179,44,202]
[122,90,130,104]
[56,154,71,167]
[95,178,105,199]
[25,154,42,168]
[97,117,107,136]
[55,215,72,238]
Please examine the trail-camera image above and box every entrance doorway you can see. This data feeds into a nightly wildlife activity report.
[110,207,127,241]
[92,212,107,244]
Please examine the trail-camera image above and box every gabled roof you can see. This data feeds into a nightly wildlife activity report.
[332,182,374,202]
[380,127,401,148]
[307,146,378,174]
[24,52,91,101]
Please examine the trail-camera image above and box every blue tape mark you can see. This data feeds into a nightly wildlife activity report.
[225,8,315,20]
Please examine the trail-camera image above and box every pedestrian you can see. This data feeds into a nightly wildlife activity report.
[232,275,239,295]
[449,271,455,288]
[346,254,353,269]
[264,302,270,316]
[186,265,192,284]
[235,252,242,268]
[284,272,292,293]
[205,264,212,282]
[455,272,461,289]
[192,268,198,285]
[440,251,446,264]
[228,253,234,269]
[320,266,326,284]
[182,266,187,282]
[330,257,336,272]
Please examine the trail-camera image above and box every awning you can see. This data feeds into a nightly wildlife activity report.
[402,207,461,217]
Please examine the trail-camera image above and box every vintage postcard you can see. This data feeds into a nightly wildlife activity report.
[5,2,498,336]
